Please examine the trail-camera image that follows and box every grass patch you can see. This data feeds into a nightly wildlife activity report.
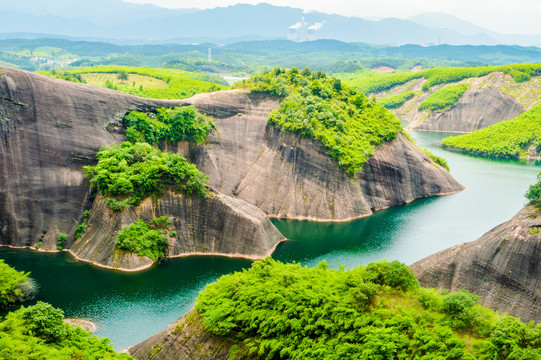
[41,66,228,99]
[441,104,541,158]
[418,83,471,112]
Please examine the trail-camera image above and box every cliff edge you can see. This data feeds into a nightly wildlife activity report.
[411,205,541,323]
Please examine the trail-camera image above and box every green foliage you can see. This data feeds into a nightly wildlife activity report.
[526,174,541,208]
[378,91,415,109]
[442,290,479,316]
[72,66,227,99]
[196,258,539,359]
[74,210,90,240]
[0,260,33,306]
[35,241,42,249]
[238,67,402,176]
[361,259,419,291]
[441,104,541,158]
[83,142,208,210]
[21,302,67,343]
[56,233,67,250]
[347,72,424,94]
[124,105,215,146]
[418,83,471,112]
[116,217,170,261]
[37,70,86,83]
[423,148,450,171]
[0,302,131,359]
[345,63,541,95]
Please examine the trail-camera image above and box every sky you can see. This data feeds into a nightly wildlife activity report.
[123,0,541,35]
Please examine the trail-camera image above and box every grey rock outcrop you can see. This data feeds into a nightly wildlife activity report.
[126,311,247,360]
[411,205,541,323]
[407,86,524,132]
[0,66,179,250]
[70,192,284,271]
[182,91,464,221]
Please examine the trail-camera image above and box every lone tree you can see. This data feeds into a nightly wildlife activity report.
[117,70,128,82]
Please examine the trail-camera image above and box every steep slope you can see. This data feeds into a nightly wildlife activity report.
[181,91,464,221]
[411,205,541,323]
[0,66,178,249]
[70,192,284,271]
[380,72,527,133]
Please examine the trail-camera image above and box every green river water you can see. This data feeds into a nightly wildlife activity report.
[1,131,540,350]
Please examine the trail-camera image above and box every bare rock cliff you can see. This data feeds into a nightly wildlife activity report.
[70,192,284,271]
[411,206,541,323]
[0,66,179,250]
[181,92,464,221]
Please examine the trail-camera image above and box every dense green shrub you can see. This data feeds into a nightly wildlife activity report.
[379,91,415,109]
[441,104,541,158]
[526,174,541,208]
[116,217,171,261]
[56,233,67,250]
[0,260,34,306]
[124,105,215,145]
[83,142,208,210]
[418,83,471,112]
[0,302,131,359]
[37,70,86,83]
[347,72,424,94]
[238,67,402,176]
[196,258,540,359]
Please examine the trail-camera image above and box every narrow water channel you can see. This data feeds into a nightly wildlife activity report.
[1,131,539,350]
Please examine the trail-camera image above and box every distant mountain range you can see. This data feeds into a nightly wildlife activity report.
[0,0,540,46]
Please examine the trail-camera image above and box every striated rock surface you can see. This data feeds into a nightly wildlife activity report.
[381,73,526,133]
[126,311,248,360]
[411,206,541,323]
[408,86,524,132]
[0,66,179,250]
[181,91,464,221]
[70,192,284,271]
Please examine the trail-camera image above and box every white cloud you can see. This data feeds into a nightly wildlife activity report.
[307,22,325,31]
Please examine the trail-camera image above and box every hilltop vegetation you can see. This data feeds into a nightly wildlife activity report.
[197,258,541,359]
[441,104,541,158]
[345,63,541,95]
[0,301,131,359]
[0,260,35,306]
[40,66,227,99]
[237,67,402,176]
[83,142,208,211]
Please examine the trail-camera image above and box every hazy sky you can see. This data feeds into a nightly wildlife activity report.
[123,0,541,35]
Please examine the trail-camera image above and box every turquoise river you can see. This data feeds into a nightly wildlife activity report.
[1,131,540,350]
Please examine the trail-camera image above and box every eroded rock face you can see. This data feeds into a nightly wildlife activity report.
[0,66,178,249]
[408,86,524,132]
[411,206,541,323]
[70,192,284,271]
[182,92,464,221]
[126,311,245,360]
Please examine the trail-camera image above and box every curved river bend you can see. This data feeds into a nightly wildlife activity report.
[1,131,539,350]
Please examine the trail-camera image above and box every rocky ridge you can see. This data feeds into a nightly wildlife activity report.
[411,205,541,323]
[378,72,536,133]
